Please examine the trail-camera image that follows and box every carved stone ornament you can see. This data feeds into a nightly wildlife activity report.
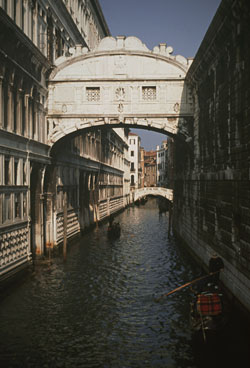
[118,103,124,113]
[115,87,125,101]
[174,102,180,112]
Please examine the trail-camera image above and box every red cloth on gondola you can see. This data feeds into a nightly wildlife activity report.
[196,293,222,316]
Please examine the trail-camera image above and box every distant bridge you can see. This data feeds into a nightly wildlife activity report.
[133,187,173,202]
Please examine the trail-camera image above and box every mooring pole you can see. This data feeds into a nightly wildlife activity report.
[168,203,172,238]
[63,190,67,261]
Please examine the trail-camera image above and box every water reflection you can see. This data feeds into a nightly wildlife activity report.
[0,199,249,368]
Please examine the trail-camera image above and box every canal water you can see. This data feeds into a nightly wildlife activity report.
[0,198,250,368]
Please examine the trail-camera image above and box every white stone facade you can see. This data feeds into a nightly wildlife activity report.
[47,36,193,145]
[128,132,141,190]
[156,141,168,187]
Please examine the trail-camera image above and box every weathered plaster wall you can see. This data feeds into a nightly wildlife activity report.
[173,0,250,312]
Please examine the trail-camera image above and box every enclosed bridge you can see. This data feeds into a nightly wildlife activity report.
[47,36,193,144]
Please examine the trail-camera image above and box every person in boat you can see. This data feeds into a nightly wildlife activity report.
[208,252,224,284]
[108,221,121,238]
[109,214,115,227]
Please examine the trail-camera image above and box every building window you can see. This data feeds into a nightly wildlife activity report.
[14,193,21,218]
[1,80,4,127]
[13,0,17,23]
[47,16,54,63]
[55,28,63,58]
[12,89,18,133]
[4,156,11,185]
[131,175,135,186]
[130,150,134,157]
[21,93,25,135]
[3,81,8,129]
[3,194,12,222]
[131,162,135,171]
[3,0,8,11]
[142,86,156,101]
[14,159,19,185]
[31,5,34,41]
[23,192,27,217]
[0,194,2,224]
[21,1,24,30]
[86,87,100,102]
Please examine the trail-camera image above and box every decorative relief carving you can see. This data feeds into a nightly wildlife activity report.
[115,87,125,101]
[0,227,29,267]
[174,102,180,112]
[117,103,124,113]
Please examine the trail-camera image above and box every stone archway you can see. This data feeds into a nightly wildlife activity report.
[47,36,194,144]
[133,187,173,202]
[44,36,195,252]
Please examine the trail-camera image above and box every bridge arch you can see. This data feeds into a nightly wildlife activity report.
[133,187,173,202]
[47,36,194,146]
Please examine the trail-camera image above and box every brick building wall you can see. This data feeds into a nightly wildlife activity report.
[173,0,250,312]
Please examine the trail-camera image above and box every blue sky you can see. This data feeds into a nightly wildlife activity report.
[99,0,221,150]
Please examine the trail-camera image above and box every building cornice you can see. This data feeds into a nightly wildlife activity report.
[90,0,111,37]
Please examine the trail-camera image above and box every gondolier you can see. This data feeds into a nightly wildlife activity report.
[209,253,224,284]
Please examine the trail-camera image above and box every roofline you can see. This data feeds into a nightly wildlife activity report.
[50,49,188,80]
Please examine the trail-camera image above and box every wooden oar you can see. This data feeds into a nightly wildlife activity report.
[155,271,219,302]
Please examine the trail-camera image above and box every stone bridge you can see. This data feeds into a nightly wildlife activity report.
[48,36,194,146]
[133,187,173,202]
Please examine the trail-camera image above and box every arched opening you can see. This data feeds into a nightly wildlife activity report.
[42,36,194,252]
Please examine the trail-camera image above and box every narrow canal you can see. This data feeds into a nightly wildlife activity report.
[0,199,250,368]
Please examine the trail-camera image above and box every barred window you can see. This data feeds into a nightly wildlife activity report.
[142,86,156,101]
[3,194,12,223]
[14,193,21,219]
[86,87,100,102]
[23,193,27,217]
[4,156,11,185]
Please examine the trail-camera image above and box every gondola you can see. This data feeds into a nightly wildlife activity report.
[190,283,228,341]
[107,222,121,239]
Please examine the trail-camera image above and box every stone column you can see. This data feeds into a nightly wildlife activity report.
[44,192,55,250]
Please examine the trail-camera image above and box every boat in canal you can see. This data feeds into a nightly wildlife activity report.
[107,222,121,239]
[190,283,228,341]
